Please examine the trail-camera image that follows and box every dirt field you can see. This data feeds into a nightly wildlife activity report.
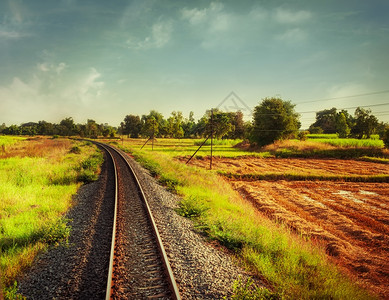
[188,157,389,297]
[187,157,389,176]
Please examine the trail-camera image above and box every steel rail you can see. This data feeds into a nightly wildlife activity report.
[96,142,181,300]
[95,143,118,300]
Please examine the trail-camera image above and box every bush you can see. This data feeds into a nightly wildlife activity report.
[176,196,208,218]
[69,146,81,154]
[232,277,279,300]
[298,131,309,141]
[159,174,180,193]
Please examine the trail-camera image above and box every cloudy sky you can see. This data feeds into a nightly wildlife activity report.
[1,0,388,128]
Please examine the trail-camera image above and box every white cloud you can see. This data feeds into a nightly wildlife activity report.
[327,83,367,99]
[181,2,237,49]
[276,28,307,42]
[0,29,25,39]
[37,62,68,75]
[127,20,172,50]
[56,63,67,74]
[181,2,224,25]
[0,65,106,124]
[64,68,104,104]
[275,8,312,24]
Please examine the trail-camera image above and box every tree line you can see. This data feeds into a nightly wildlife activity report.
[120,110,249,140]
[0,118,116,138]
[1,97,388,147]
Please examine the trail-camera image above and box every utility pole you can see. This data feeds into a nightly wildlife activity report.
[210,109,213,170]
[121,124,124,146]
[152,121,155,151]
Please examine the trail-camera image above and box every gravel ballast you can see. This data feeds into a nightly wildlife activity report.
[18,148,260,299]
[121,151,259,299]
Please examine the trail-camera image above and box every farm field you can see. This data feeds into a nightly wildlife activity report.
[190,156,389,297]
[0,136,103,297]
[185,156,389,177]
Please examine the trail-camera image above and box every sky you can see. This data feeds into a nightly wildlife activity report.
[1,0,388,129]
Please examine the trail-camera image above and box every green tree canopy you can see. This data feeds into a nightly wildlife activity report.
[351,107,379,139]
[309,108,337,134]
[251,97,300,146]
[123,114,142,138]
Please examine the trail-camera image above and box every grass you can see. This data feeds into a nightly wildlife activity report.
[221,172,389,183]
[262,140,388,159]
[306,134,339,139]
[0,138,103,296]
[116,138,267,158]
[309,138,384,148]
[117,140,374,299]
[119,136,387,160]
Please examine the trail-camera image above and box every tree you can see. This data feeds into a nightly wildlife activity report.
[251,97,300,146]
[166,111,184,138]
[196,109,234,139]
[141,110,165,137]
[225,111,245,139]
[0,123,6,134]
[383,126,389,148]
[211,111,234,139]
[142,116,159,138]
[123,115,142,138]
[351,107,378,139]
[86,119,99,138]
[59,117,77,136]
[182,111,196,138]
[309,108,337,133]
[335,112,350,138]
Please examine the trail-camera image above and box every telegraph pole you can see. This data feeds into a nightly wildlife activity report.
[210,109,213,170]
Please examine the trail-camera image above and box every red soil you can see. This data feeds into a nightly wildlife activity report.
[189,157,389,297]
[188,157,389,176]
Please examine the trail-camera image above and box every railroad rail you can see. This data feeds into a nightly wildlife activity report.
[95,142,181,300]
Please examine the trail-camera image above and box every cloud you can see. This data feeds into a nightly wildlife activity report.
[181,2,237,49]
[181,2,231,33]
[127,20,173,49]
[0,29,26,39]
[276,28,307,42]
[37,62,67,73]
[0,64,106,124]
[181,2,224,26]
[64,68,104,104]
[274,8,312,24]
[327,83,367,99]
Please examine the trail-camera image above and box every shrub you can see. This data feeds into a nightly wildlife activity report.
[159,174,180,193]
[232,277,279,300]
[298,131,309,141]
[69,146,81,154]
[176,196,208,218]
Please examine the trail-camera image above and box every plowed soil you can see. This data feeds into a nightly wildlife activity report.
[187,157,389,176]
[188,157,389,298]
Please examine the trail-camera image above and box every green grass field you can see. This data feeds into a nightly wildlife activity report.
[0,136,26,147]
[113,135,388,161]
[115,138,376,299]
[112,138,265,158]
[0,138,103,297]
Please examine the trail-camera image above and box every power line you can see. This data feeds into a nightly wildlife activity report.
[298,102,389,114]
[295,89,389,105]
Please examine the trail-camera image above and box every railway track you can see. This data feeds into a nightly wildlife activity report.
[96,142,180,300]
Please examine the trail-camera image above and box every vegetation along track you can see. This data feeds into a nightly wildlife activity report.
[96,142,181,300]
